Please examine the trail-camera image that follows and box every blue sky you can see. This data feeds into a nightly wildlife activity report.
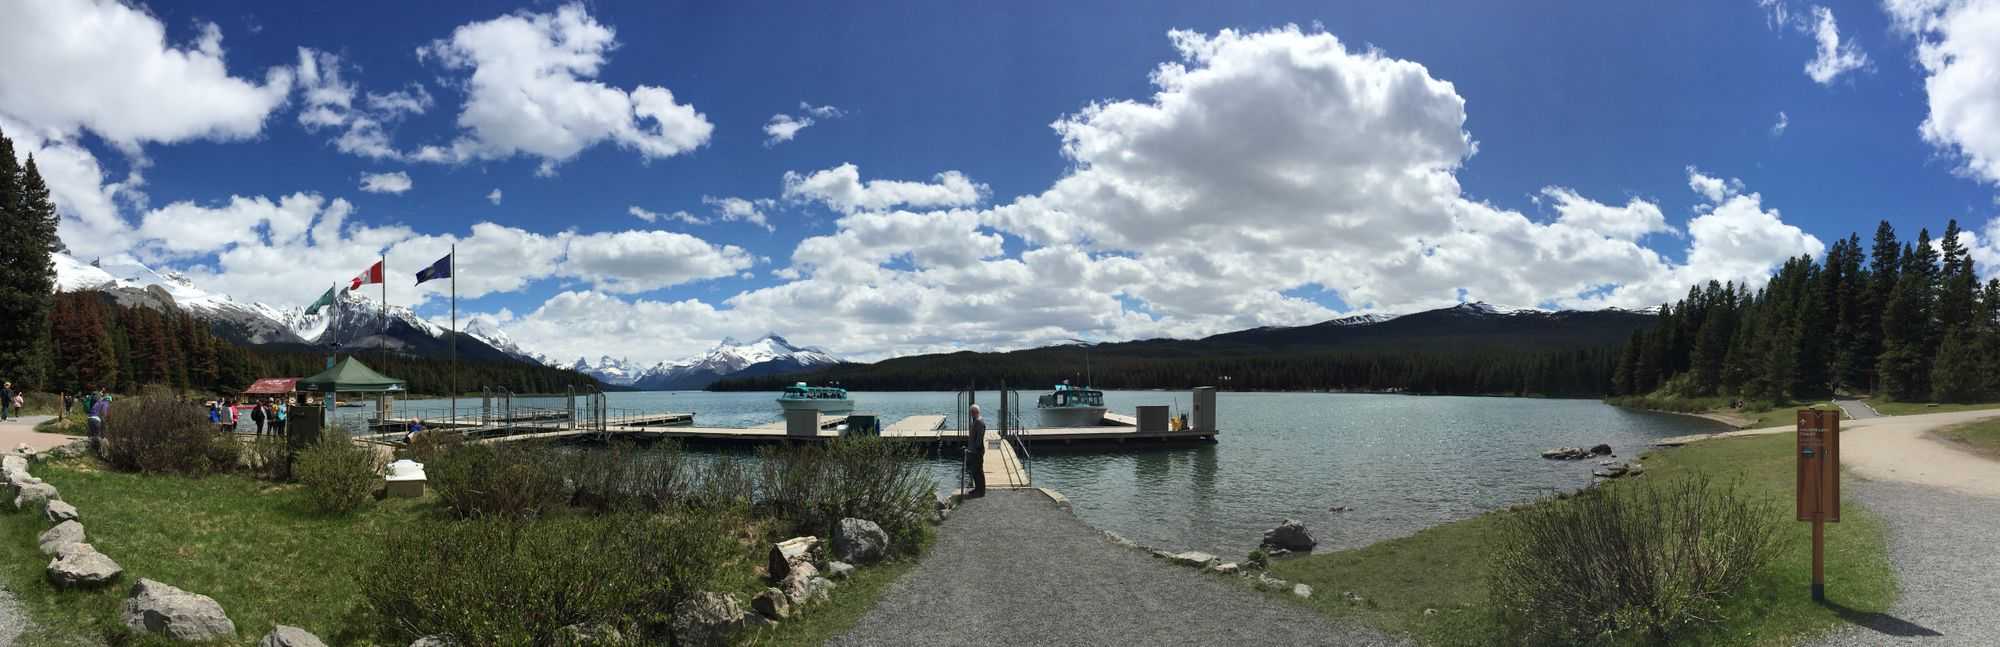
[5,0,2000,364]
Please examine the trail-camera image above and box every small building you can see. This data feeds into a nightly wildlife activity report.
[241,378,299,403]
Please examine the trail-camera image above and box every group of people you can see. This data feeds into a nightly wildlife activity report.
[206,398,288,436]
[0,380,21,421]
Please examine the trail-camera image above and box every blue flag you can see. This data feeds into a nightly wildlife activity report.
[415,253,452,285]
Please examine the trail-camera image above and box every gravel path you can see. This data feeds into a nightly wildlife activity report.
[0,416,76,456]
[1834,399,1881,420]
[829,490,1405,647]
[0,582,23,647]
[1813,479,2000,646]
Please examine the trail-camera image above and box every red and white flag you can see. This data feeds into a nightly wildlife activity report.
[348,260,384,290]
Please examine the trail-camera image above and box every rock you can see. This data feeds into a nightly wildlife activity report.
[1254,574,1291,591]
[752,587,793,620]
[44,499,79,524]
[831,518,889,564]
[743,613,776,629]
[47,543,122,589]
[49,440,91,460]
[1592,463,1631,478]
[778,565,817,606]
[670,592,745,647]
[1328,505,1349,513]
[13,443,30,455]
[826,561,855,580]
[121,578,237,642]
[1627,462,1646,476]
[806,576,836,604]
[409,637,452,647]
[1342,591,1367,604]
[1293,583,1314,599]
[257,625,329,647]
[1540,447,1592,460]
[1150,549,1176,560]
[38,520,85,555]
[1423,608,1439,617]
[1210,562,1240,575]
[767,536,819,582]
[1590,443,1613,456]
[1261,519,1317,552]
[1167,551,1218,568]
[552,622,622,646]
[2,455,26,474]
[13,481,58,511]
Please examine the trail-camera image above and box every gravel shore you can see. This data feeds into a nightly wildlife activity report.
[1812,479,2000,646]
[828,489,1405,647]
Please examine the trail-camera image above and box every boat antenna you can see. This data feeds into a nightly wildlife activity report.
[1065,338,1093,387]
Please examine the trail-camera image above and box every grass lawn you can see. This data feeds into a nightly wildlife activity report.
[1268,431,1894,646]
[1607,394,1841,429]
[1933,418,2000,460]
[1863,399,2000,417]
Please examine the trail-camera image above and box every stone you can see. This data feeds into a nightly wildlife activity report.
[1167,551,1218,568]
[257,625,329,647]
[552,622,622,646]
[2,455,26,474]
[38,520,85,555]
[768,536,819,582]
[1590,443,1613,456]
[13,481,58,511]
[826,561,855,580]
[47,543,122,589]
[1210,562,1240,575]
[831,518,889,565]
[13,443,30,455]
[806,576,836,604]
[1293,583,1314,599]
[1423,608,1440,617]
[44,499,80,524]
[1592,463,1630,478]
[1150,549,1176,560]
[742,613,776,629]
[122,578,237,642]
[1254,574,1291,591]
[1328,505,1349,513]
[670,592,745,647]
[1540,447,1592,460]
[1627,462,1646,476]
[1261,519,1317,552]
[752,587,793,620]
[409,637,452,647]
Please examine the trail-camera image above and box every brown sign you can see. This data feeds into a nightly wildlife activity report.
[1795,409,1840,523]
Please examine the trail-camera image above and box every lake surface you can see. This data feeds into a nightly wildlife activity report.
[386,390,1721,557]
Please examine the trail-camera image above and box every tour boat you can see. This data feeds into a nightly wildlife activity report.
[777,382,854,413]
[1036,383,1107,427]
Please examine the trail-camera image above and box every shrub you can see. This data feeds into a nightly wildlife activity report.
[363,511,737,644]
[758,437,936,554]
[1490,477,1786,645]
[104,396,235,475]
[295,434,381,515]
[426,443,567,519]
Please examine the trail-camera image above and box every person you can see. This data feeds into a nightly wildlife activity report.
[86,393,108,453]
[60,392,73,421]
[1,380,12,421]
[273,402,288,437]
[9,390,21,417]
[963,404,988,497]
[251,400,267,435]
[81,389,97,419]
[208,401,223,431]
[404,420,425,444]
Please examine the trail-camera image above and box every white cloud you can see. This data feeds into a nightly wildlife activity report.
[413,3,713,172]
[486,188,503,205]
[294,48,433,160]
[1539,187,1671,241]
[1804,6,1870,84]
[359,171,413,194]
[764,102,843,146]
[559,230,753,293]
[700,195,776,231]
[1772,110,1790,136]
[629,206,706,225]
[1887,0,2000,185]
[782,163,987,213]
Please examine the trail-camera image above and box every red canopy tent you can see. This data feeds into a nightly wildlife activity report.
[242,378,299,397]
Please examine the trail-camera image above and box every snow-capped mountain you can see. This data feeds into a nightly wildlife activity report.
[53,253,307,345]
[464,318,548,365]
[633,335,845,390]
[569,356,647,387]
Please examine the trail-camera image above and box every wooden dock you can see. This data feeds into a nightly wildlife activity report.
[981,429,1031,489]
[360,410,1213,449]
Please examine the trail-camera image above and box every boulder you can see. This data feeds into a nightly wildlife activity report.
[779,565,834,607]
[825,561,855,580]
[257,625,329,647]
[1209,562,1240,575]
[831,518,889,564]
[12,481,58,511]
[44,499,80,524]
[1293,583,1315,599]
[751,587,792,620]
[1590,443,1613,456]
[122,578,236,642]
[38,520,85,555]
[767,536,819,582]
[670,592,745,647]
[13,443,30,456]
[2,455,26,474]
[1253,574,1291,591]
[47,543,122,589]
[1540,447,1591,460]
[1167,551,1218,568]
[1592,463,1631,478]
[552,622,622,647]
[1261,519,1316,552]
[807,576,836,604]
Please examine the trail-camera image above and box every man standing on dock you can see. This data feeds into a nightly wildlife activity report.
[965,404,987,497]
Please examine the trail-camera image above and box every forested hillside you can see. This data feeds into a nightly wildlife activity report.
[1610,219,2000,403]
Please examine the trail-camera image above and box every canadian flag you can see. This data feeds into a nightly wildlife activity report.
[348,260,384,290]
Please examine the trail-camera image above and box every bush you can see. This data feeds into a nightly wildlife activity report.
[426,443,567,519]
[295,434,381,515]
[245,435,290,481]
[1490,477,1786,645]
[363,511,737,644]
[757,437,936,554]
[104,396,236,475]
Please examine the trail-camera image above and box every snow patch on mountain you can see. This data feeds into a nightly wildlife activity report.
[53,252,306,345]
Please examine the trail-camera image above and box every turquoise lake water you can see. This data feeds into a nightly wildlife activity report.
[382,390,1721,557]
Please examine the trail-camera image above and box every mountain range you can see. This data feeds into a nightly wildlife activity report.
[566,336,844,390]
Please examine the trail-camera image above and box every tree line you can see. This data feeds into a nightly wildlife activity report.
[1611,219,2000,403]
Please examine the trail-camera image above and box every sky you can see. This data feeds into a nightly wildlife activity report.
[4,0,2000,365]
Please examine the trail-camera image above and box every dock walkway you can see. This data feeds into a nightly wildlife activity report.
[827,490,1403,647]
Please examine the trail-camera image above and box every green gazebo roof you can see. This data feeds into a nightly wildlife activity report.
[297,357,406,393]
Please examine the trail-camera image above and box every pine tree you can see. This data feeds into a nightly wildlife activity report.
[0,133,62,390]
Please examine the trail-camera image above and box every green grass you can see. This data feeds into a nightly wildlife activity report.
[1933,418,2000,460]
[1863,398,2000,417]
[33,415,85,436]
[1606,394,1838,429]
[1268,431,1894,646]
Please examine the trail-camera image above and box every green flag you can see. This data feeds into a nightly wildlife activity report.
[306,286,337,315]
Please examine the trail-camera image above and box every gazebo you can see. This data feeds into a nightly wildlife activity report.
[297,357,407,433]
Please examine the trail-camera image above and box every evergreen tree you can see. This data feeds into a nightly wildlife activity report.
[0,132,62,389]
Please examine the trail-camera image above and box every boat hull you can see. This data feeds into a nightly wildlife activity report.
[1036,406,1107,428]
[778,398,854,414]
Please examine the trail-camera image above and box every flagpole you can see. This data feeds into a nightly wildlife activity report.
[450,244,457,422]
[380,253,388,333]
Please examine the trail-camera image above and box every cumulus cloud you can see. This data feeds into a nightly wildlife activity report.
[560,230,754,293]
[1772,110,1790,136]
[700,195,776,231]
[781,163,986,213]
[1887,0,2000,185]
[629,206,705,225]
[359,171,413,194]
[486,188,503,205]
[293,47,437,161]
[1804,6,1870,84]
[764,102,844,146]
[412,3,713,174]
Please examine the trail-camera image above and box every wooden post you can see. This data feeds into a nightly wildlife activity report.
[1796,409,1841,602]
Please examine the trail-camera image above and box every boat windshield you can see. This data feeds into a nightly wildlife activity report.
[783,386,847,399]
[1038,389,1103,407]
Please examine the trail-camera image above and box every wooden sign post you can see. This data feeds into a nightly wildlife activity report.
[1796,409,1841,602]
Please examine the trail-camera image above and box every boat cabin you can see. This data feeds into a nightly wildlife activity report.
[782,382,849,400]
[1039,384,1104,408]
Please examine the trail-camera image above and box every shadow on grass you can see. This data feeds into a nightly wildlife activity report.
[1820,599,1941,638]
